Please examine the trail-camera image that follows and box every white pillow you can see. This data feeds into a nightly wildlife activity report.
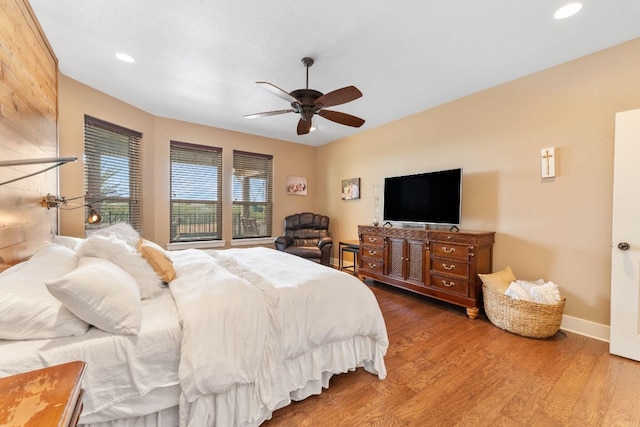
[52,235,84,251]
[0,244,90,340]
[88,222,140,248]
[47,257,142,335]
[77,234,164,299]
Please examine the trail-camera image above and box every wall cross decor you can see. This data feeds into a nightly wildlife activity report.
[541,147,555,178]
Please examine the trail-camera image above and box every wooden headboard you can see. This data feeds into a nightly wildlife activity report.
[0,0,59,265]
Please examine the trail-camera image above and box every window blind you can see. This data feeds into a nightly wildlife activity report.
[232,150,273,239]
[84,115,142,232]
[170,141,222,242]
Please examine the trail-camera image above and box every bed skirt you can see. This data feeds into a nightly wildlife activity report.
[79,385,180,427]
[80,407,179,427]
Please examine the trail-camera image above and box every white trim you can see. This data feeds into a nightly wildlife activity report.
[230,237,274,247]
[559,314,609,342]
[166,240,226,250]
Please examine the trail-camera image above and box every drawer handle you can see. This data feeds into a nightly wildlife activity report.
[442,280,455,287]
[442,263,455,270]
[368,237,377,243]
[368,262,377,268]
[368,250,377,255]
[442,247,456,253]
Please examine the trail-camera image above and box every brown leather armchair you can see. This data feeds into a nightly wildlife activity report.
[274,212,333,266]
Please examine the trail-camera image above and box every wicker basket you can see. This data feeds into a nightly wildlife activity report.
[482,283,565,338]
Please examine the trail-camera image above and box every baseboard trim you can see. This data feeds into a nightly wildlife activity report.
[560,315,609,342]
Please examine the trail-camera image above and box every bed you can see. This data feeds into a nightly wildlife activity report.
[0,224,388,427]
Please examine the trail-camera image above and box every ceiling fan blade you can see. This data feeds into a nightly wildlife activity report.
[256,81,299,104]
[244,109,294,119]
[314,86,362,108]
[297,118,312,135]
[318,110,365,128]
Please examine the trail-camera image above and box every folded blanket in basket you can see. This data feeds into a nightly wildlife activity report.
[505,280,561,304]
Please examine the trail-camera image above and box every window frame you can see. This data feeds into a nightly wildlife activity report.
[84,115,142,232]
[169,141,223,243]
[232,150,273,239]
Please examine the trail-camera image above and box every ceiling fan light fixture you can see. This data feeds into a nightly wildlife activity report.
[115,52,135,63]
[554,2,583,19]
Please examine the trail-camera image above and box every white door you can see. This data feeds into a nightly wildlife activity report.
[610,108,640,360]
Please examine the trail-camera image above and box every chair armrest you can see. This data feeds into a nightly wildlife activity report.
[318,237,333,266]
[318,237,333,249]
[274,235,293,251]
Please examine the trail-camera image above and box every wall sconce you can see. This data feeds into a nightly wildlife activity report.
[41,194,68,209]
[87,206,102,224]
[41,193,110,224]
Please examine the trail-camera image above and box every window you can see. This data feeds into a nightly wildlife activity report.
[232,151,273,239]
[170,141,222,242]
[84,116,142,232]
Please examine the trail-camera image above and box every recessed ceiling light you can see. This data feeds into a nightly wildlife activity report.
[554,2,583,19]
[115,53,135,63]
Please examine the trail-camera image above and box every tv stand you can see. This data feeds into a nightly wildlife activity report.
[358,226,495,319]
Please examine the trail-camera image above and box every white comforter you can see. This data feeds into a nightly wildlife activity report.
[0,291,181,423]
[168,247,388,427]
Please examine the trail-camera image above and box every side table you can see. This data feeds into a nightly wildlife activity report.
[0,361,86,426]
[338,240,360,276]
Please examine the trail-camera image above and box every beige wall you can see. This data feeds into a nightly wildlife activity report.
[58,75,317,248]
[318,38,640,325]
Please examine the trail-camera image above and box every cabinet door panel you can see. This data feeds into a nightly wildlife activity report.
[386,237,404,279]
[407,239,426,284]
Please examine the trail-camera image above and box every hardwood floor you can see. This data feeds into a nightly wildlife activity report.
[263,281,640,426]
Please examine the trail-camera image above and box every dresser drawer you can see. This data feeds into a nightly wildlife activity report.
[430,242,469,260]
[361,234,384,248]
[430,258,470,279]
[361,245,383,260]
[361,256,384,274]
[429,273,470,297]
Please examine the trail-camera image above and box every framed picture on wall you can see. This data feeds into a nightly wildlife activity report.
[342,177,360,200]
[286,176,307,195]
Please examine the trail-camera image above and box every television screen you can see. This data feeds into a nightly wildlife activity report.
[383,168,462,225]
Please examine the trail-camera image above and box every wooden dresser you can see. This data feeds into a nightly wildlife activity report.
[0,361,86,427]
[358,226,495,319]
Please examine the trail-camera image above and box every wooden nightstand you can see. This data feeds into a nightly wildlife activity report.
[0,361,86,427]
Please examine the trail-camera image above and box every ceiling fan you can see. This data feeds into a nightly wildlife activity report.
[244,57,365,135]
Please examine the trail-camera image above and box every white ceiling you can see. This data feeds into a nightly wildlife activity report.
[29,1,640,147]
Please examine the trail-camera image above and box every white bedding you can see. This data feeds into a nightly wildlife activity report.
[0,246,388,427]
[0,290,181,424]
[170,247,388,426]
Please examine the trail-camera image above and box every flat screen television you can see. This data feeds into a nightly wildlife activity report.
[383,168,462,226]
